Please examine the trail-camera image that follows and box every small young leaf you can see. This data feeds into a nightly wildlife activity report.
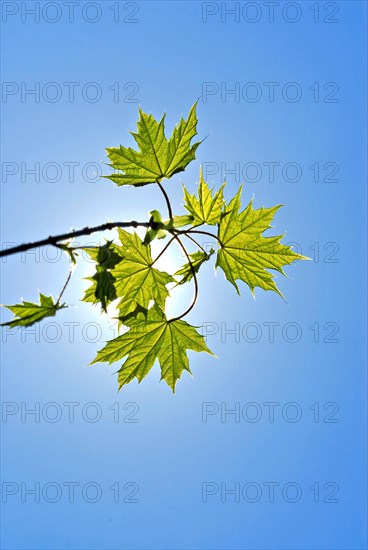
[91,304,214,392]
[1,293,66,328]
[105,103,201,186]
[183,169,225,225]
[175,248,215,285]
[143,210,167,244]
[216,187,307,296]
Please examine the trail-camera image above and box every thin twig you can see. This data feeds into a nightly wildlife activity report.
[56,264,75,306]
[177,232,207,253]
[168,234,198,323]
[176,228,223,247]
[156,180,173,219]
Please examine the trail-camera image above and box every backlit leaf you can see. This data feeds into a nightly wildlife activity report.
[216,187,307,296]
[91,304,214,392]
[1,293,66,327]
[105,103,201,186]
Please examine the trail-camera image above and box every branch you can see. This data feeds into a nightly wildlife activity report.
[156,180,173,219]
[0,220,150,258]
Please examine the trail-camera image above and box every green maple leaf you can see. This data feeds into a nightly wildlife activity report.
[183,169,225,225]
[1,293,66,327]
[91,304,214,391]
[112,230,174,318]
[82,242,123,312]
[105,103,201,186]
[175,248,215,285]
[216,188,307,296]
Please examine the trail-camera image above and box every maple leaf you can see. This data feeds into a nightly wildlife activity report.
[216,188,307,296]
[1,293,66,327]
[105,103,201,186]
[112,230,174,318]
[91,304,214,391]
[183,169,225,225]
[175,248,215,285]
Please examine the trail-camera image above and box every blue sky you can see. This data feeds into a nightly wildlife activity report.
[1,1,367,549]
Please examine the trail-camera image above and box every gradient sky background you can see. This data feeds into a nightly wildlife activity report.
[1,1,367,549]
